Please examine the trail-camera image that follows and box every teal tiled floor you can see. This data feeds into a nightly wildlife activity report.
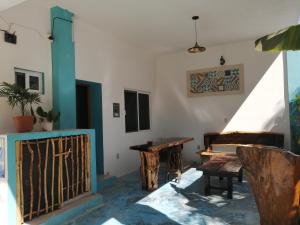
[67,168,259,225]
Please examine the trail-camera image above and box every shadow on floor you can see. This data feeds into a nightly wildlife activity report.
[67,168,259,225]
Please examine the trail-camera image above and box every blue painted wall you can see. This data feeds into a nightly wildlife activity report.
[51,6,76,129]
[287,51,300,153]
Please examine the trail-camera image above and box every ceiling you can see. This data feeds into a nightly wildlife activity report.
[0,0,28,11]
[12,0,300,53]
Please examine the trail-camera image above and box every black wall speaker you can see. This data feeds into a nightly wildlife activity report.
[4,31,17,44]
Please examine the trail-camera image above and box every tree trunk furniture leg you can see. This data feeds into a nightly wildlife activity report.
[165,150,171,182]
[176,146,183,182]
[204,174,211,196]
[227,176,233,199]
[140,151,160,191]
[238,169,243,183]
[167,146,183,183]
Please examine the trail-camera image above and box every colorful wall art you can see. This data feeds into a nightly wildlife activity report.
[187,64,244,97]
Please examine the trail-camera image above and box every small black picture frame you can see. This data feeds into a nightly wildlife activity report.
[113,103,120,117]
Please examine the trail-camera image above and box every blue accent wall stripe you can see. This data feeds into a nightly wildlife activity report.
[51,6,76,129]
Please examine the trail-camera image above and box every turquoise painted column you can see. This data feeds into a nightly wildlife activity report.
[287,51,300,153]
[51,6,76,129]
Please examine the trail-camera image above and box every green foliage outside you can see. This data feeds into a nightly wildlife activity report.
[289,95,300,153]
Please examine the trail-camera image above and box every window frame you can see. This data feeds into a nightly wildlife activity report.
[14,67,44,94]
[124,89,151,133]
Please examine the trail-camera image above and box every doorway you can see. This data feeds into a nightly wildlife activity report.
[76,80,104,175]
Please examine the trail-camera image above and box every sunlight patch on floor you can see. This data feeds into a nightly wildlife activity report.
[136,168,230,225]
[101,218,125,225]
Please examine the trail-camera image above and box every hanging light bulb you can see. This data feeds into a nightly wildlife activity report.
[188,16,206,53]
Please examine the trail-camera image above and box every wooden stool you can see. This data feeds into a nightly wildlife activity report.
[198,156,243,199]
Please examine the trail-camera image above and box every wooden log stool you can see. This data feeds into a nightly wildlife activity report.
[198,156,243,199]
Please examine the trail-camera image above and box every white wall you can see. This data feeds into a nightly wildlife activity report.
[0,1,156,177]
[0,1,52,132]
[74,20,156,176]
[0,1,291,176]
[153,41,290,161]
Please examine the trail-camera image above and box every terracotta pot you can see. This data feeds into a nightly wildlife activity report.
[13,116,34,133]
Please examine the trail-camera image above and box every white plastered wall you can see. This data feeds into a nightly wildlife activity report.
[153,41,290,161]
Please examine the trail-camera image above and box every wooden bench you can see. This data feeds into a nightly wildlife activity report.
[197,132,284,158]
[198,156,242,199]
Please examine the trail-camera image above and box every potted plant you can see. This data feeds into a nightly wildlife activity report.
[36,106,60,131]
[0,82,41,132]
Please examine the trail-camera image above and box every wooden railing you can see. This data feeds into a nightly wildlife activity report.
[16,135,91,223]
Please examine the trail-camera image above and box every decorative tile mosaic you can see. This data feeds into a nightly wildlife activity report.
[187,64,244,97]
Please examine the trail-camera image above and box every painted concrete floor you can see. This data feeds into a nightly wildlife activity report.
[67,168,260,225]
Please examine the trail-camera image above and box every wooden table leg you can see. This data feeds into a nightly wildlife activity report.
[204,174,211,196]
[227,176,233,199]
[140,151,160,191]
[166,146,183,182]
[238,169,243,183]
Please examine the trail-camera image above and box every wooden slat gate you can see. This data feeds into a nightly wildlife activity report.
[16,135,91,224]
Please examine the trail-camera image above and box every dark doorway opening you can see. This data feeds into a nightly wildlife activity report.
[76,84,91,129]
[76,80,104,175]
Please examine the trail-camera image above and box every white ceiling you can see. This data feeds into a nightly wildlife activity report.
[0,0,28,12]
[13,0,300,53]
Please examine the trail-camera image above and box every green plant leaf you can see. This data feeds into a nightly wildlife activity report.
[255,24,300,51]
[0,82,41,116]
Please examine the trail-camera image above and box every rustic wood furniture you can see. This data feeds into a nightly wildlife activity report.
[237,146,300,225]
[130,137,194,191]
[15,135,92,223]
[198,156,242,199]
[197,132,284,158]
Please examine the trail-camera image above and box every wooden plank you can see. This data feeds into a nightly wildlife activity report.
[71,136,75,198]
[58,138,63,206]
[81,135,84,193]
[85,135,91,192]
[139,152,147,189]
[16,141,24,224]
[23,203,60,218]
[237,146,300,225]
[199,151,237,157]
[141,151,160,191]
[51,139,55,211]
[44,139,49,214]
[130,137,194,152]
[36,140,42,217]
[76,136,79,196]
[26,142,35,221]
[23,137,75,145]
[64,137,70,201]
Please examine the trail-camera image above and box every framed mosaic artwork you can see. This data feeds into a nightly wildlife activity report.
[187,64,244,97]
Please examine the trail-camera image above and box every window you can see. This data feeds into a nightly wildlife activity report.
[124,90,150,132]
[14,68,44,94]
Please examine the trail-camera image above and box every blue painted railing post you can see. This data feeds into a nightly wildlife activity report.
[51,6,76,129]
[287,51,300,153]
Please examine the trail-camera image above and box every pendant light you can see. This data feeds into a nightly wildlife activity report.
[188,16,206,53]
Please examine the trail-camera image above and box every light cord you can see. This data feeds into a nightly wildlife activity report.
[194,19,198,43]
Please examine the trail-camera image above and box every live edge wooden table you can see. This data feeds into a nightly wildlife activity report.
[130,137,194,191]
